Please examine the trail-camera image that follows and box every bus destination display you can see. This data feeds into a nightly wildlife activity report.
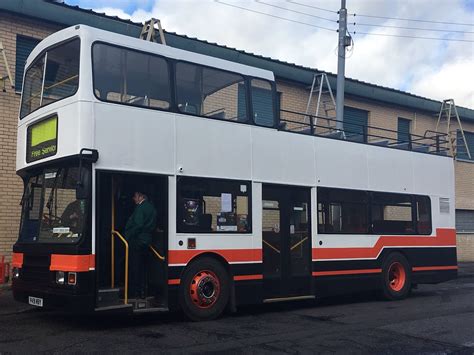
[26,115,58,163]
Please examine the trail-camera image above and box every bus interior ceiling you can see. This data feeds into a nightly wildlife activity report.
[96,171,168,301]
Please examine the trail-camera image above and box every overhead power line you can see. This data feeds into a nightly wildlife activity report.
[256,0,337,23]
[286,0,339,14]
[215,0,474,43]
[350,22,474,34]
[349,12,474,27]
[214,0,336,32]
[351,30,474,43]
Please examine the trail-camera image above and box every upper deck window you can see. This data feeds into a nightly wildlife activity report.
[20,39,80,119]
[93,43,171,110]
[176,62,248,122]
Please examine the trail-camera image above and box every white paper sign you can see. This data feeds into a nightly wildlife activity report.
[221,193,232,212]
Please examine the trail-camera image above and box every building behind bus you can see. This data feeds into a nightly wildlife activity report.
[0,0,473,264]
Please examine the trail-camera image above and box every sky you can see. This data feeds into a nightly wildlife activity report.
[65,0,474,109]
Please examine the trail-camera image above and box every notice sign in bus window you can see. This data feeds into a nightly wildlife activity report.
[26,115,58,163]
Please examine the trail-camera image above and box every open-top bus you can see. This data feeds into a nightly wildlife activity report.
[12,25,457,321]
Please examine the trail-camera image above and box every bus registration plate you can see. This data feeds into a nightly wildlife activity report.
[28,296,43,307]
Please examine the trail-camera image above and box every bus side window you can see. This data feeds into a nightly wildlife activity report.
[92,43,171,110]
[175,62,248,122]
[416,196,432,235]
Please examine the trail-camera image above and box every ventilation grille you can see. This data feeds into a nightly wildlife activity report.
[439,198,450,214]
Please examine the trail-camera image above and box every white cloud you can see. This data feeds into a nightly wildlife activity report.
[88,0,474,108]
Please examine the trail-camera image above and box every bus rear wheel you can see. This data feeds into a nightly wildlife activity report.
[381,253,411,301]
[179,257,230,321]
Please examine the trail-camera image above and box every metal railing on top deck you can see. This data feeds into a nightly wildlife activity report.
[278,109,450,156]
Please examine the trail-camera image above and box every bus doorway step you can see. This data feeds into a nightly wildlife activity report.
[129,297,169,314]
[97,288,122,307]
[94,303,133,313]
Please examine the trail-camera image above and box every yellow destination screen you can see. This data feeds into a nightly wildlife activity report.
[26,115,58,163]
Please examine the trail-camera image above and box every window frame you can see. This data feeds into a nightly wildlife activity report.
[91,41,174,113]
[456,129,474,163]
[20,37,81,120]
[176,176,252,234]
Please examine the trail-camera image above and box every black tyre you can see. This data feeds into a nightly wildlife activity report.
[179,257,230,321]
[380,252,412,301]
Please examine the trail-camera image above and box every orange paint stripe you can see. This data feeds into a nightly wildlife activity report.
[168,249,262,265]
[168,279,181,285]
[412,265,458,272]
[50,254,95,272]
[312,268,382,277]
[12,252,24,268]
[233,274,263,281]
[312,228,456,260]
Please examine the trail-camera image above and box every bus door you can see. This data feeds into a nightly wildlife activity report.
[96,172,168,310]
[262,185,312,299]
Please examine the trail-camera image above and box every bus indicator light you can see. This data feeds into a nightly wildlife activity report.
[187,238,196,249]
[68,272,77,286]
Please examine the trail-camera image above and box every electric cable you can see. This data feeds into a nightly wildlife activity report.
[215,0,336,32]
[255,0,337,23]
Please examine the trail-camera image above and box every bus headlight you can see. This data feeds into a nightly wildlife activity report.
[12,267,20,279]
[56,271,65,285]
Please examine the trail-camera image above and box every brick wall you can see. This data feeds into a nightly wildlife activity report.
[0,12,62,261]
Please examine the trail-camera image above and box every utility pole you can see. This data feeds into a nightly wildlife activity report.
[335,0,350,130]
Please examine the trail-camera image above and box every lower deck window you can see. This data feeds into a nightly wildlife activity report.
[177,177,251,233]
[318,187,431,235]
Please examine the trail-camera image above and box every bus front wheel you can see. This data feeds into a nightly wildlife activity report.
[380,252,411,301]
[179,257,230,321]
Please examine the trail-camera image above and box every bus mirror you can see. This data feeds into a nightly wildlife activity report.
[76,169,91,200]
[76,148,98,200]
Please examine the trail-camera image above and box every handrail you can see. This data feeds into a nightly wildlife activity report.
[111,230,129,305]
[278,108,451,156]
[149,245,165,261]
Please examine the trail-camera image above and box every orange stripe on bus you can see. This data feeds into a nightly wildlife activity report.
[312,269,382,276]
[233,274,263,281]
[312,228,456,260]
[168,279,181,285]
[49,254,95,272]
[168,249,262,265]
[412,265,458,272]
[12,253,24,268]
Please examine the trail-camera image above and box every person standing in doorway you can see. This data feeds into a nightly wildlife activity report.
[124,190,157,299]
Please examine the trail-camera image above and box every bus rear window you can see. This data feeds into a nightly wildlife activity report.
[20,39,80,119]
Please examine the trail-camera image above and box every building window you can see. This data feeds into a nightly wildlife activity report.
[93,43,171,110]
[177,177,251,233]
[251,79,275,127]
[15,35,41,92]
[343,106,368,143]
[456,209,474,233]
[398,118,411,146]
[456,130,474,161]
[317,187,369,234]
[176,62,248,122]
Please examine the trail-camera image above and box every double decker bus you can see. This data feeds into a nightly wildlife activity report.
[12,25,457,321]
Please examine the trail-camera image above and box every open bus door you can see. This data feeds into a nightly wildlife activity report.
[95,172,168,312]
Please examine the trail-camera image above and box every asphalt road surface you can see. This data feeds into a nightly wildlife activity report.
[1,276,473,354]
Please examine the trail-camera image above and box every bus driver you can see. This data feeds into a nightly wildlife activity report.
[123,190,157,299]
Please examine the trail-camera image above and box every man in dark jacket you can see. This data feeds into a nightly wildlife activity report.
[124,190,157,299]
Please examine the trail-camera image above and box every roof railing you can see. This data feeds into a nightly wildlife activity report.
[278,109,450,156]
